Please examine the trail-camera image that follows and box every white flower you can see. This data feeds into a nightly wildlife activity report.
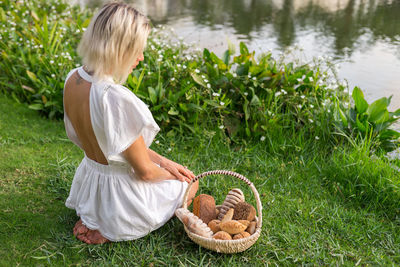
[204,79,208,83]
[171,77,175,81]
[51,74,55,78]
[177,64,181,68]
[75,63,79,67]
[248,74,251,78]
[76,29,80,33]
[187,81,190,84]
[310,104,314,108]
[233,73,237,78]
[220,101,225,106]
[219,125,224,129]
[207,83,211,88]
[300,95,305,99]
[297,104,302,109]
[297,78,303,82]
[151,45,155,50]
[260,136,266,141]
[212,92,220,97]
[244,92,248,96]
[195,69,200,73]
[275,91,282,97]
[50,60,54,64]
[214,64,218,68]
[309,119,313,123]
[182,65,187,69]
[302,75,306,80]
[252,77,256,80]
[157,58,162,62]
[155,140,160,144]
[282,89,287,95]
[315,136,320,140]
[309,77,313,82]
[147,72,151,75]
[202,75,206,78]
[167,148,172,152]
[173,55,176,59]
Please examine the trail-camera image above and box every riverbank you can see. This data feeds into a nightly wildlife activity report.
[1,95,399,265]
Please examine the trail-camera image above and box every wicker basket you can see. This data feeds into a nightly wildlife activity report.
[181,170,263,254]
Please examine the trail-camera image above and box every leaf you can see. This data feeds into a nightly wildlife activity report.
[352,87,368,114]
[22,85,35,93]
[31,10,39,21]
[203,48,211,61]
[28,103,43,110]
[190,73,206,88]
[367,98,389,123]
[168,107,179,115]
[148,87,157,104]
[26,70,38,83]
[338,107,348,128]
[250,94,261,106]
[240,42,249,55]
[356,115,367,132]
[227,39,236,55]
[222,50,230,65]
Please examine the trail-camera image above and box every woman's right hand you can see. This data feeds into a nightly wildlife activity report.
[160,158,195,183]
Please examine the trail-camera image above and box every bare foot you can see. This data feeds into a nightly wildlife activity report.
[73,219,88,237]
[80,229,110,244]
[73,219,109,244]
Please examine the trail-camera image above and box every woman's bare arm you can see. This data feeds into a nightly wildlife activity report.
[147,148,195,182]
[123,136,178,182]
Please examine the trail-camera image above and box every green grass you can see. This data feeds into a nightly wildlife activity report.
[0,94,399,266]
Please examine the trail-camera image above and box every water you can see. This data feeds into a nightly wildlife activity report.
[71,0,400,111]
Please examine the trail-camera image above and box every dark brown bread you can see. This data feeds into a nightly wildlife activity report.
[232,202,256,221]
[193,194,217,225]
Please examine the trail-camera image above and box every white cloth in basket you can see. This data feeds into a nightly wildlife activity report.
[63,67,188,241]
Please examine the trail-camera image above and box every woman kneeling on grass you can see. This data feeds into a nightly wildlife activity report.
[63,2,198,244]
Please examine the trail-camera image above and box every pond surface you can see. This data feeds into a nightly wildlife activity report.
[72,0,400,111]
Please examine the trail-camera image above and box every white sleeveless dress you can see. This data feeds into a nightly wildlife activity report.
[63,67,188,242]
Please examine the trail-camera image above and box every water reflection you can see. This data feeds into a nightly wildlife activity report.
[71,0,400,109]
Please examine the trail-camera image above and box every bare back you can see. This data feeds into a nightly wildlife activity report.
[64,71,108,165]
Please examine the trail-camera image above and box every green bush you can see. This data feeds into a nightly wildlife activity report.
[1,0,399,149]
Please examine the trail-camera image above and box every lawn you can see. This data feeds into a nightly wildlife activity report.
[0,94,399,266]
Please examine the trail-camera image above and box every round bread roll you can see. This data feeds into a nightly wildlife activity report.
[232,202,256,221]
[219,220,247,235]
[208,219,221,233]
[233,231,251,240]
[212,231,232,240]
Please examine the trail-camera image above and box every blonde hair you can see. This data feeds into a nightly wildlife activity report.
[77,1,151,84]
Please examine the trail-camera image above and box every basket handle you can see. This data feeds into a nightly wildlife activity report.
[182,170,263,229]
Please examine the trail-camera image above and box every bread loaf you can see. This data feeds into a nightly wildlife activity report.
[212,231,232,240]
[208,219,221,233]
[238,220,250,227]
[219,220,247,235]
[246,221,257,235]
[193,194,217,225]
[218,188,245,220]
[221,208,234,223]
[175,208,213,238]
[233,202,256,221]
[233,231,251,240]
